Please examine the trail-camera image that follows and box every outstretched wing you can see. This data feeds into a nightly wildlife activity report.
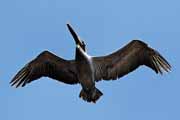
[10,51,78,87]
[93,40,171,81]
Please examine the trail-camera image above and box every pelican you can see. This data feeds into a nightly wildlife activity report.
[10,24,171,103]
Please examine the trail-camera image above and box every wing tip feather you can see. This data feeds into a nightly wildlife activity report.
[10,66,29,88]
[151,50,171,74]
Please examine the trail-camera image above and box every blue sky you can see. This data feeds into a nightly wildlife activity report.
[0,0,179,120]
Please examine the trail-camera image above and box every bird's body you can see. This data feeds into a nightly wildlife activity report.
[10,24,171,103]
[75,45,103,102]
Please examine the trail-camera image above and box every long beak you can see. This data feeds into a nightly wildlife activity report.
[67,23,84,46]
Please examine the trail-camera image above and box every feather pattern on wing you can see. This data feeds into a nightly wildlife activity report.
[92,40,171,81]
[10,51,78,87]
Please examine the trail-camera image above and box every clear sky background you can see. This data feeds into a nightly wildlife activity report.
[0,0,179,120]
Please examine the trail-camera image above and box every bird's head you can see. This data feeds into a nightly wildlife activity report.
[76,44,91,61]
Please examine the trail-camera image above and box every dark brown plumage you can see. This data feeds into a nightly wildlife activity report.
[92,40,171,81]
[10,40,171,102]
[10,51,79,88]
[10,24,171,103]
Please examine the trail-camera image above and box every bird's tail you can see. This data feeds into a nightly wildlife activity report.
[79,87,103,103]
[145,47,171,74]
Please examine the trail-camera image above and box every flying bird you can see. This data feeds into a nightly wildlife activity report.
[10,24,171,103]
